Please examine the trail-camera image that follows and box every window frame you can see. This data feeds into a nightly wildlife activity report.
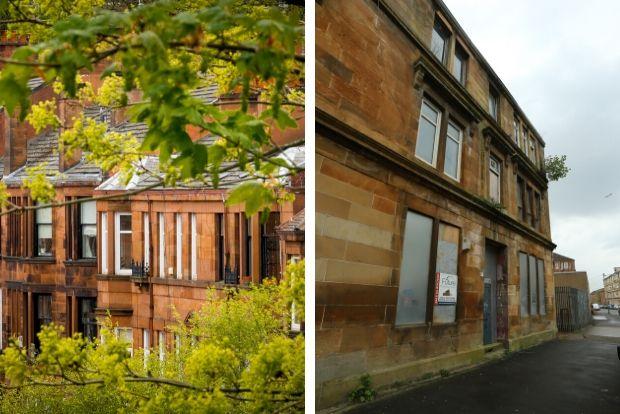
[488,85,500,120]
[158,213,165,278]
[191,213,197,280]
[452,43,468,85]
[395,209,461,327]
[176,213,183,279]
[79,200,97,260]
[443,119,463,181]
[143,213,150,269]
[415,99,443,167]
[101,212,108,274]
[430,17,451,64]
[489,155,502,203]
[34,204,53,257]
[114,212,132,276]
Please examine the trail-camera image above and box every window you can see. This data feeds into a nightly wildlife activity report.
[144,213,150,268]
[158,331,165,361]
[396,212,460,325]
[517,177,525,221]
[525,186,533,224]
[528,255,538,314]
[245,215,252,276]
[101,212,108,274]
[158,213,165,278]
[519,252,529,316]
[537,258,546,315]
[176,213,183,279]
[396,212,433,325]
[519,252,545,317]
[115,327,133,355]
[431,18,450,63]
[191,213,197,280]
[35,204,52,256]
[216,213,225,281]
[80,201,97,259]
[143,329,150,366]
[529,138,537,164]
[415,100,442,166]
[488,86,499,120]
[534,192,541,230]
[513,118,520,144]
[452,44,467,84]
[444,121,462,180]
[78,298,97,340]
[489,156,501,203]
[114,213,132,275]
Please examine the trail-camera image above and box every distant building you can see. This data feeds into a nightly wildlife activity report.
[604,269,620,307]
[552,253,590,331]
[590,288,606,306]
[552,252,575,272]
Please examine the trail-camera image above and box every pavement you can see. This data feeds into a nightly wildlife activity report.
[347,312,620,414]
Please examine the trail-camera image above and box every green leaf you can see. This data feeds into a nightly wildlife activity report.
[226,181,275,216]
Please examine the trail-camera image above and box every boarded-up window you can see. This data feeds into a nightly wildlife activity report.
[396,212,433,325]
[537,258,546,315]
[519,252,529,316]
[433,223,459,324]
[528,255,538,315]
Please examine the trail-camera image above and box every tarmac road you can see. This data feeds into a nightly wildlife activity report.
[347,333,620,414]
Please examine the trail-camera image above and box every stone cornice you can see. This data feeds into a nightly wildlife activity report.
[317,108,556,250]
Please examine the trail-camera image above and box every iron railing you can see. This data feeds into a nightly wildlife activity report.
[555,286,591,332]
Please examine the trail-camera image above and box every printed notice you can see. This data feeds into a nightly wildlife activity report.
[434,272,458,305]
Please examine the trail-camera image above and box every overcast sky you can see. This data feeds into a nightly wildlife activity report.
[442,0,620,291]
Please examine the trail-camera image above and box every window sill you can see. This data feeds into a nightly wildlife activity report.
[96,274,131,281]
[3,256,56,264]
[64,259,97,267]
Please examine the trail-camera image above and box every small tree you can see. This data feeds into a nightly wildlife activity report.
[544,154,570,182]
[0,261,305,413]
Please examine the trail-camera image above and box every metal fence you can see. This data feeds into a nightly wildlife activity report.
[555,286,591,332]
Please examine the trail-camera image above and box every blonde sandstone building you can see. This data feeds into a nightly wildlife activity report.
[316,0,556,408]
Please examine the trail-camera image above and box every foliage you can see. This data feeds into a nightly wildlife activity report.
[348,374,376,404]
[0,0,304,217]
[544,154,570,182]
[0,261,305,413]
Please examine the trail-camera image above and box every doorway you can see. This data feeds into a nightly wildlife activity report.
[483,242,508,345]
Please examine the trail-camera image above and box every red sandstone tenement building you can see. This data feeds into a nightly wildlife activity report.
[0,71,305,351]
[316,0,556,408]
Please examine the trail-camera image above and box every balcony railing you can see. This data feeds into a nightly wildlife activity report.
[131,260,150,284]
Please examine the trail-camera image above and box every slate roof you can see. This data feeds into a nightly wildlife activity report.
[27,77,45,91]
[277,209,304,233]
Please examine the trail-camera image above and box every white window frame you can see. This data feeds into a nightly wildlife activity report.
[176,213,183,279]
[513,118,520,144]
[144,213,150,269]
[143,329,150,366]
[489,156,501,203]
[191,213,197,280]
[159,213,165,278]
[443,120,463,181]
[114,212,132,276]
[101,212,108,274]
[158,331,165,361]
[114,327,133,356]
[415,99,442,167]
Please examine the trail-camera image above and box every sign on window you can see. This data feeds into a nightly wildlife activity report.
[435,272,458,304]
